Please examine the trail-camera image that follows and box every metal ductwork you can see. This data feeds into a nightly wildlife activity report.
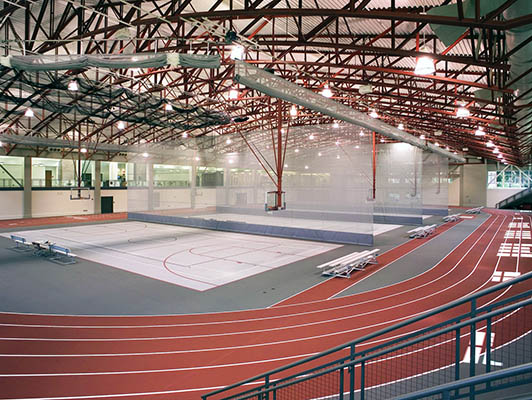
[234,61,465,163]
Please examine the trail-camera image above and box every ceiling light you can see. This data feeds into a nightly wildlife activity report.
[318,152,322,157]
[309,134,315,140]
[226,138,232,145]
[304,165,309,170]
[486,141,494,147]
[359,131,365,137]
[380,138,385,143]
[414,55,435,75]
[182,132,188,138]
[131,56,139,62]
[446,146,450,150]
[165,103,173,111]
[230,45,244,60]
[290,105,297,117]
[497,154,503,158]
[295,148,299,153]
[281,128,285,134]
[321,84,333,98]
[229,89,238,100]
[435,142,440,147]
[493,148,500,154]
[370,110,379,118]
[434,130,442,136]
[284,164,288,168]
[68,80,79,91]
[24,108,34,118]
[398,123,404,130]
[475,127,485,136]
[0,141,3,146]
[355,145,360,149]
[142,152,149,158]
[80,148,87,153]
[462,147,469,151]
[456,105,470,118]
[335,140,340,146]
[333,122,339,129]
[117,121,125,130]
[336,155,340,159]
[419,134,426,140]
[195,156,200,161]
[513,89,519,97]
[228,159,234,164]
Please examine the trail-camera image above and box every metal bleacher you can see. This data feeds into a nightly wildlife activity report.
[202,272,532,400]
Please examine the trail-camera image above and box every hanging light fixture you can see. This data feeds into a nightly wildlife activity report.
[80,148,87,153]
[294,148,299,153]
[230,45,244,60]
[333,122,339,128]
[419,134,426,140]
[182,132,188,138]
[117,121,125,130]
[321,84,333,98]
[486,141,494,147]
[475,127,485,136]
[398,123,404,130]
[318,152,322,157]
[369,110,379,118]
[309,134,315,140]
[165,103,173,111]
[290,105,298,117]
[24,108,34,118]
[226,138,232,145]
[68,80,79,91]
[229,88,238,100]
[456,104,470,118]
[493,148,500,154]
[414,48,436,76]
[359,130,365,137]
[142,152,149,158]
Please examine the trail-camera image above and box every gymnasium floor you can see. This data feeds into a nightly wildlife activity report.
[0,209,530,399]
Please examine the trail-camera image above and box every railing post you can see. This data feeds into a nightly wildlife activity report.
[486,316,492,390]
[349,344,355,400]
[360,360,365,400]
[469,298,477,400]
[264,376,269,400]
[339,366,345,400]
[455,326,461,399]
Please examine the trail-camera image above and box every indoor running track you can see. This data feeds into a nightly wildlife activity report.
[0,209,531,400]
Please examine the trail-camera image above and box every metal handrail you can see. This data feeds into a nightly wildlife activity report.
[218,297,532,400]
[497,186,532,208]
[392,362,532,400]
[202,271,532,399]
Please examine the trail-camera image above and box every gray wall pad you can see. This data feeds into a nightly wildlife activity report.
[423,208,449,216]
[128,212,374,246]
[216,206,421,225]
[334,213,489,298]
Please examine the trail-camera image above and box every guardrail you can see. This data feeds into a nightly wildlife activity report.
[202,272,532,400]
[496,187,532,209]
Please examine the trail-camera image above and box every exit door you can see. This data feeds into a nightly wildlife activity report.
[101,196,114,214]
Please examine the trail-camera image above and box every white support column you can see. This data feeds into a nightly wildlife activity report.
[147,162,154,211]
[94,160,101,214]
[190,163,197,209]
[23,156,32,218]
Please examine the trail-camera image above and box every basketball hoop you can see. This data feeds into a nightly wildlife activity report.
[265,191,286,211]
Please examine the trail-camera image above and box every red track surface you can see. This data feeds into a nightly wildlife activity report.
[0,209,531,399]
[0,213,127,229]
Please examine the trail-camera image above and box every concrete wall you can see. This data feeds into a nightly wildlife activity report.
[0,190,23,219]
[0,189,127,219]
[460,164,488,207]
[448,178,461,206]
[486,188,522,208]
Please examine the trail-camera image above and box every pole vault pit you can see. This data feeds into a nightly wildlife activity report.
[127,124,375,246]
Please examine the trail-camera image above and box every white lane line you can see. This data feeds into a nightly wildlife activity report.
[0,215,498,331]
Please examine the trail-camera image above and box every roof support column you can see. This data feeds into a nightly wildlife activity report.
[23,156,32,218]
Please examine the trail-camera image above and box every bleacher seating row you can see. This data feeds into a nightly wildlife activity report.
[466,206,483,214]
[317,249,379,278]
[407,224,436,238]
[10,235,77,265]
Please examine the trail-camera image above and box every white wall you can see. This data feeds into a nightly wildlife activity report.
[32,190,94,217]
[449,178,461,206]
[486,188,522,208]
[0,191,23,219]
[461,164,487,207]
